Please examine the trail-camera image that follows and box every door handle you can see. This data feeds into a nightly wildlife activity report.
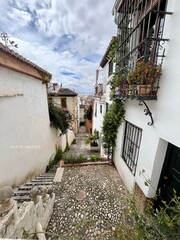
[164,176,168,180]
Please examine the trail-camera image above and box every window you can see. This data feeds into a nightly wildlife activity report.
[100,105,102,114]
[95,103,97,117]
[108,60,113,76]
[106,102,109,113]
[122,121,142,175]
[61,98,67,108]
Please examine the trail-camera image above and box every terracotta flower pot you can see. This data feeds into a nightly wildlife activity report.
[137,85,152,95]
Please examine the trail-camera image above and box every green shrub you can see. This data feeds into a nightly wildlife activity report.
[48,102,72,134]
[63,154,102,164]
[54,148,63,164]
[113,192,180,240]
[90,155,101,161]
[72,139,76,144]
[64,154,87,164]
[64,143,70,152]
[102,100,125,159]
[46,148,63,171]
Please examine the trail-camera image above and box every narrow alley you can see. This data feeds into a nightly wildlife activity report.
[46,127,127,240]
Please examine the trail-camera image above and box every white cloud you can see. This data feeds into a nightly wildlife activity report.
[0,0,116,93]
[8,8,32,27]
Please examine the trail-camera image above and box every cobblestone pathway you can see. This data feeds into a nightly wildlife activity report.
[47,127,127,240]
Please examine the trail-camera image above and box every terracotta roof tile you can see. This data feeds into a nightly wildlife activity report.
[0,43,51,77]
[49,88,78,96]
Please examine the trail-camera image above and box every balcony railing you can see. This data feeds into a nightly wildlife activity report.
[113,0,172,100]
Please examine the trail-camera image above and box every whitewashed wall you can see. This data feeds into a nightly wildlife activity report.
[92,98,105,134]
[52,128,75,152]
[114,0,180,198]
[0,66,57,188]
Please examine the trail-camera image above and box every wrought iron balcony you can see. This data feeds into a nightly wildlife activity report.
[113,0,172,101]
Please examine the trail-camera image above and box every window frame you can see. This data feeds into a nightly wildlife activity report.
[61,97,67,109]
[108,60,113,76]
[122,121,142,176]
[100,104,103,114]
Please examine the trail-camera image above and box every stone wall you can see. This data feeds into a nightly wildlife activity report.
[0,186,55,239]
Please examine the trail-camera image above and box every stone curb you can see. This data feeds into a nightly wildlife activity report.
[60,160,112,168]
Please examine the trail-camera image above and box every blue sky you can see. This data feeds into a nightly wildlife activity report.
[0,0,116,94]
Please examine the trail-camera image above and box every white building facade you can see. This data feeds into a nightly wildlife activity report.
[92,37,116,157]
[112,0,180,205]
[0,43,57,188]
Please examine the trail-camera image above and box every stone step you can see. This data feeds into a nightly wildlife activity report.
[12,195,31,201]
[36,176,54,179]
[31,178,53,182]
[14,190,29,195]
[24,182,53,185]
[39,174,54,177]
[19,184,52,190]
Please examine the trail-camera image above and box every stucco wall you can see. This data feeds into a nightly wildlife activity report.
[92,98,105,134]
[52,95,78,134]
[114,0,180,198]
[0,66,57,188]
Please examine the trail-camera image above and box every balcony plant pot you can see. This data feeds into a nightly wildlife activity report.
[137,84,152,95]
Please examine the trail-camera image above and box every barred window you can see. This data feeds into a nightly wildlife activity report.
[100,105,102,114]
[122,121,142,175]
[108,60,113,76]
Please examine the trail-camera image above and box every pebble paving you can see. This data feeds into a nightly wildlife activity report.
[46,127,127,240]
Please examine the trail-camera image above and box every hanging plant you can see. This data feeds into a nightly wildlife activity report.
[48,101,72,134]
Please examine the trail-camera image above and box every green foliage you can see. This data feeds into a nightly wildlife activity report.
[128,60,162,85]
[64,143,70,152]
[48,102,72,134]
[84,105,93,120]
[85,129,99,146]
[46,148,63,171]
[107,36,118,62]
[71,139,76,144]
[113,192,180,240]
[90,155,101,161]
[102,100,125,158]
[64,154,101,164]
[64,154,86,164]
[54,148,63,164]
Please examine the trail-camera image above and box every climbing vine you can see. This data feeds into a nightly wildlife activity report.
[102,100,125,159]
[107,36,118,62]
[101,33,126,159]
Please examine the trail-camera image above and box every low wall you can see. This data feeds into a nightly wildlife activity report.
[0,186,55,239]
[53,129,75,151]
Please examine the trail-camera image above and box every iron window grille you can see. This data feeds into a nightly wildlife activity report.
[108,60,114,76]
[122,121,142,175]
[100,104,103,114]
[113,0,172,100]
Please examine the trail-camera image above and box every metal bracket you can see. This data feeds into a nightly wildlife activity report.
[139,100,154,126]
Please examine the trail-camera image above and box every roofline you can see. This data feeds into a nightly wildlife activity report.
[0,43,51,82]
[99,36,117,68]
[112,0,123,15]
[49,93,78,97]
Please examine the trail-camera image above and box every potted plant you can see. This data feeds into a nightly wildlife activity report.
[85,129,100,151]
[128,60,162,95]
[113,71,129,96]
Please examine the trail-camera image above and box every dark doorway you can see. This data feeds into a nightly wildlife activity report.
[157,143,180,204]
